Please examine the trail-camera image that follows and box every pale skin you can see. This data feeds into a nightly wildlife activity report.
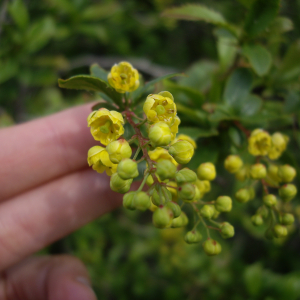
[0,103,125,300]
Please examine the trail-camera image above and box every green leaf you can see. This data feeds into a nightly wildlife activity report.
[223,68,253,108]
[236,0,254,8]
[58,75,123,107]
[244,0,280,37]
[179,127,218,140]
[237,94,262,116]
[242,44,272,76]
[284,91,300,113]
[8,0,29,30]
[77,24,107,43]
[90,64,108,83]
[0,59,18,84]
[269,17,294,34]
[132,73,183,104]
[176,103,208,126]
[91,101,120,111]
[81,2,120,21]
[244,263,263,297]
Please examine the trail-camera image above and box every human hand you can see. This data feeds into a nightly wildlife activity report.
[0,103,124,299]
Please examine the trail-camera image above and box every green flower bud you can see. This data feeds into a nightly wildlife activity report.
[263,194,277,207]
[215,196,232,212]
[202,239,222,256]
[277,165,296,183]
[224,155,243,173]
[117,158,139,180]
[235,188,250,203]
[200,205,215,219]
[110,173,133,194]
[175,168,197,185]
[273,224,288,238]
[212,210,220,219]
[267,164,281,183]
[123,192,136,210]
[220,222,235,239]
[178,183,195,201]
[151,186,172,206]
[251,214,263,226]
[156,159,177,181]
[192,186,201,202]
[280,213,295,225]
[106,139,132,164]
[165,201,181,218]
[167,181,178,202]
[149,122,171,147]
[279,184,297,202]
[168,140,194,164]
[256,206,269,219]
[250,163,267,179]
[134,191,151,211]
[195,179,210,195]
[235,166,249,182]
[152,206,173,228]
[171,212,189,228]
[197,162,216,181]
[184,230,202,244]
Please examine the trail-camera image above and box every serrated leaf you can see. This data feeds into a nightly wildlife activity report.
[90,64,108,83]
[8,0,29,30]
[242,44,272,76]
[244,0,280,37]
[91,101,120,111]
[223,68,253,108]
[58,75,123,107]
[179,127,218,140]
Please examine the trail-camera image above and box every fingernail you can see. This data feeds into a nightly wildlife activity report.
[64,277,97,300]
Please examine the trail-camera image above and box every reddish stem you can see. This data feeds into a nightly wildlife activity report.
[234,120,250,138]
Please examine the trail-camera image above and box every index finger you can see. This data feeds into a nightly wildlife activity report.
[0,103,96,201]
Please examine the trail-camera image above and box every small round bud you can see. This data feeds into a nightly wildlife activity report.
[171,212,189,228]
[146,174,154,186]
[251,214,263,226]
[267,164,281,183]
[184,230,202,244]
[152,206,173,228]
[134,192,151,211]
[123,192,136,210]
[168,140,194,164]
[167,181,178,202]
[175,168,197,185]
[235,166,248,182]
[250,164,267,179]
[117,158,139,180]
[149,122,171,147]
[279,184,297,202]
[197,163,216,181]
[195,179,211,194]
[110,173,133,194]
[178,183,195,201]
[273,224,288,238]
[151,187,172,206]
[202,239,222,256]
[257,206,269,219]
[280,213,295,225]
[277,165,296,183]
[220,222,235,239]
[212,210,220,219]
[224,155,243,173]
[215,196,232,212]
[192,186,201,202]
[165,201,181,218]
[156,159,177,181]
[106,139,132,164]
[235,188,250,203]
[200,205,215,219]
[263,194,277,207]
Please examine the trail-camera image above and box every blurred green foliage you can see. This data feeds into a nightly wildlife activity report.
[2,0,300,299]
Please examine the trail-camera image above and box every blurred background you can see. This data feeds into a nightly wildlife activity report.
[1,0,300,299]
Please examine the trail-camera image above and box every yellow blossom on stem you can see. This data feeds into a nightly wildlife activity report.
[148,147,178,166]
[107,62,139,93]
[170,116,180,141]
[87,108,124,145]
[248,129,271,156]
[173,134,197,149]
[268,132,289,160]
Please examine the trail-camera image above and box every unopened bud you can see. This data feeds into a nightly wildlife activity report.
[106,139,132,164]
[263,194,277,207]
[280,213,295,225]
[156,159,177,181]
[117,158,139,180]
[149,122,171,147]
[195,179,210,194]
[175,168,197,185]
[151,186,172,206]
[215,196,232,212]
[197,163,216,181]
[167,181,178,202]
[178,183,195,201]
[110,173,133,194]
[235,166,248,181]
[277,165,296,183]
[250,164,267,179]
[123,192,136,210]
[184,230,202,244]
[220,222,235,239]
[279,184,297,202]
[171,212,189,228]
[273,224,288,238]
[192,186,201,202]
[168,140,194,164]
[235,188,250,203]
[200,205,215,219]
[134,191,151,211]
[251,214,263,226]
[257,206,269,219]
[267,164,281,183]
[152,206,173,228]
[165,201,181,218]
[224,155,243,173]
[202,239,222,256]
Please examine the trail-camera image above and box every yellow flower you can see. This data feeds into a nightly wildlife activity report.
[87,108,124,145]
[169,116,180,141]
[143,91,176,125]
[87,146,117,176]
[268,132,289,160]
[148,147,178,166]
[248,129,272,156]
[173,134,197,149]
[107,62,139,93]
